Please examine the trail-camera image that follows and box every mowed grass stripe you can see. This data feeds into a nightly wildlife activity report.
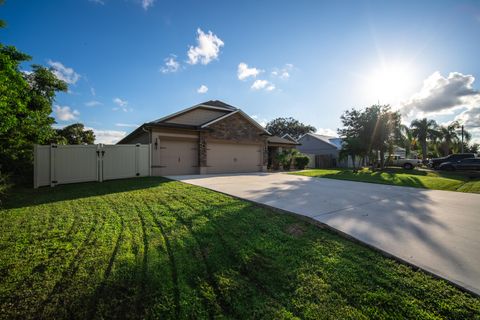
[166,190,303,318]
[0,177,479,319]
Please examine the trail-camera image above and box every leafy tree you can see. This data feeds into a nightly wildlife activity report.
[465,143,479,154]
[0,0,5,29]
[0,45,67,174]
[410,118,440,162]
[54,123,95,145]
[339,136,363,170]
[265,117,316,140]
[338,105,401,169]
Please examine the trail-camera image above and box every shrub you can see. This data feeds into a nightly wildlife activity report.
[276,149,301,170]
[294,155,310,169]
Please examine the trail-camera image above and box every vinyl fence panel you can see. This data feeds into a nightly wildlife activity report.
[34,144,151,188]
[33,145,51,188]
[102,145,137,181]
[137,144,151,177]
[52,145,99,185]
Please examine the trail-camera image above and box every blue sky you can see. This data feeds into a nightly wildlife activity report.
[2,0,480,143]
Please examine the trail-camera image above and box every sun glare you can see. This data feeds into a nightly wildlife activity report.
[365,63,414,106]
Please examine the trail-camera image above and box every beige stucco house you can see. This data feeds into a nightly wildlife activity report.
[118,100,298,175]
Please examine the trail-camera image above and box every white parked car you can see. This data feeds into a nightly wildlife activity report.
[386,155,422,170]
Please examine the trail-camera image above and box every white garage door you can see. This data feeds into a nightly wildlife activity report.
[207,143,262,174]
[153,139,198,176]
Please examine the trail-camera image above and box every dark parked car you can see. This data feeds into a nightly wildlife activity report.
[438,158,480,171]
[428,153,476,169]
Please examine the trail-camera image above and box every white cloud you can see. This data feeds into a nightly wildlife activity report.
[47,60,80,84]
[141,0,154,10]
[160,55,180,73]
[87,128,127,144]
[90,87,96,96]
[401,71,480,116]
[85,100,102,107]
[113,97,130,112]
[271,63,294,80]
[187,28,224,65]
[455,106,480,128]
[401,71,480,143]
[316,128,337,136]
[251,80,268,90]
[251,79,275,91]
[237,62,262,80]
[197,85,208,94]
[54,105,80,121]
[115,123,139,128]
[89,0,105,4]
[250,115,268,127]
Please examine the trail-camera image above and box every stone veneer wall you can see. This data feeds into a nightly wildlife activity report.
[199,131,207,167]
[204,113,268,166]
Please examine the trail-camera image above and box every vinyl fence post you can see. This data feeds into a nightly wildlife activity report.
[135,144,140,177]
[33,144,38,188]
[98,144,103,183]
[149,143,152,176]
[50,144,56,187]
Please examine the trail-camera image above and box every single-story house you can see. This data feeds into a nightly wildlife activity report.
[118,100,299,175]
[297,133,343,167]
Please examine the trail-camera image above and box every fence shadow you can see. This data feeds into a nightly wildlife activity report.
[2,177,173,210]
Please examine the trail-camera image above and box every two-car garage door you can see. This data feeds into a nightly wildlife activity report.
[207,143,262,174]
[152,138,262,175]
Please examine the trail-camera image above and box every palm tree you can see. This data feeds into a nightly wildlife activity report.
[438,121,460,156]
[400,124,414,158]
[410,118,440,162]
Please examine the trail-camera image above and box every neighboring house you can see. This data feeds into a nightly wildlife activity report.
[297,133,342,167]
[118,100,292,175]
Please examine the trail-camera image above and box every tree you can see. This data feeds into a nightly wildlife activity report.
[54,123,95,145]
[438,121,461,156]
[410,118,440,162]
[0,45,67,174]
[339,136,363,170]
[465,143,479,154]
[265,117,316,140]
[338,105,402,169]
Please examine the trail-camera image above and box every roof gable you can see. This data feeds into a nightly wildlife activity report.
[151,100,236,125]
[201,109,269,134]
[164,107,229,126]
[299,133,342,149]
[268,135,300,145]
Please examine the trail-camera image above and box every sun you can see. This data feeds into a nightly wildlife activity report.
[365,63,414,106]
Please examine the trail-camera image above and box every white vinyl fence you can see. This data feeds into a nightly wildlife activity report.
[34,144,151,188]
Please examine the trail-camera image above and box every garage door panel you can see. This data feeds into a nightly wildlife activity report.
[154,139,198,175]
[207,143,261,174]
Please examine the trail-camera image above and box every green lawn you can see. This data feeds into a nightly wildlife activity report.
[292,168,480,193]
[1,178,478,319]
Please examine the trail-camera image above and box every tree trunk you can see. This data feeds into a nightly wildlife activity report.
[421,139,427,162]
[379,149,385,169]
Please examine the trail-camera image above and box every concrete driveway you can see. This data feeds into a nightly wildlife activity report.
[168,172,480,295]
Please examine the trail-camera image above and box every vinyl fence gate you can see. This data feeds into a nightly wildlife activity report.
[34,144,151,188]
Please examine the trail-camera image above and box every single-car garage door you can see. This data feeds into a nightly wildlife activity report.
[153,139,198,176]
[207,143,262,174]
